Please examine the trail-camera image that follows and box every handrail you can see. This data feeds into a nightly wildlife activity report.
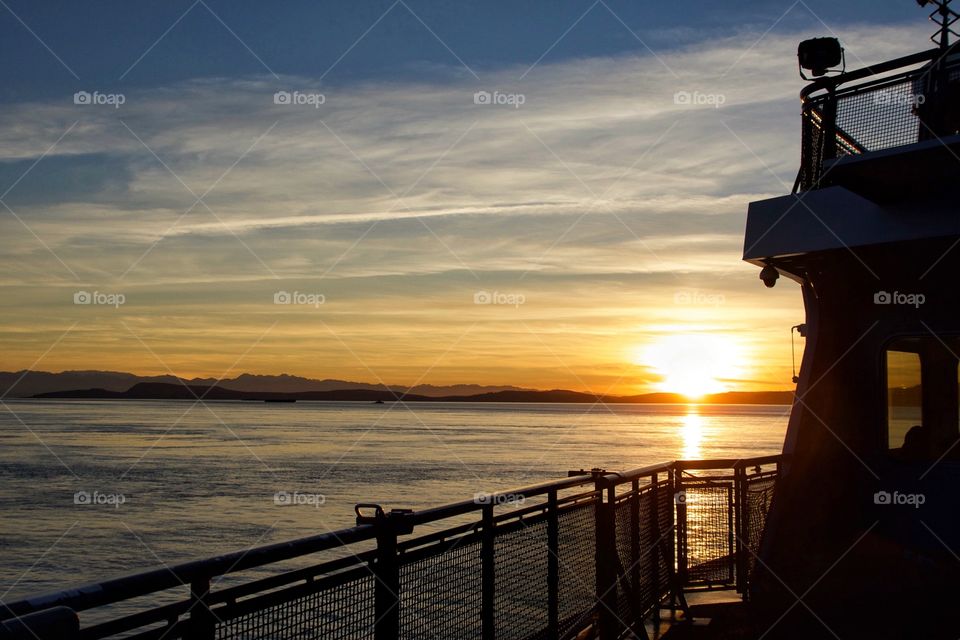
[411,472,599,525]
[676,455,781,471]
[601,461,674,484]
[0,454,784,639]
[2,475,610,618]
[799,48,939,101]
[1,524,377,617]
[796,44,960,191]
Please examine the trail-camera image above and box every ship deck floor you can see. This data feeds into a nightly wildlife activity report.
[648,590,748,640]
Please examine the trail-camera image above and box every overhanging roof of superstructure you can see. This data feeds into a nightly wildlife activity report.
[743,185,960,266]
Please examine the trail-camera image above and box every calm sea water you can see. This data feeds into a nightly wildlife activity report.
[0,400,787,603]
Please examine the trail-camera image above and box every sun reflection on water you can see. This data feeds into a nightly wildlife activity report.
[681,406,703,460]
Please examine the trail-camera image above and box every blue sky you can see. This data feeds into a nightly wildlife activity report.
[0,1,936,392]
[1,0,922,97]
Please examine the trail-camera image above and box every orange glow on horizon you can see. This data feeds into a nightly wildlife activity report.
[635,334,743,400]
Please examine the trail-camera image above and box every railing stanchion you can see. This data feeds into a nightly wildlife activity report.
[547,489,559,640]
[674,466,688,588]
[629,477,644,636]
[187,577,214,640]
[666,466,675,592]
[735,465,747,597]
[482,503,496,640]
[373,530,399,640]
[360,507,411,640]
[595,475,618,639]
[649,473,661,627]
[821,88,838,172]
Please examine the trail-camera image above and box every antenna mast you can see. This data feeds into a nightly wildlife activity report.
[919,0,959,49]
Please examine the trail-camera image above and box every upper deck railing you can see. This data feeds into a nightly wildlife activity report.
[795,46,960,192]
[0,456,781,640]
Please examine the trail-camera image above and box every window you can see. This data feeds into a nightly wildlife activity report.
[887,349,922,451]
[885,337,960,460]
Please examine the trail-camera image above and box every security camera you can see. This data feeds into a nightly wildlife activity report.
[759,265,780,288]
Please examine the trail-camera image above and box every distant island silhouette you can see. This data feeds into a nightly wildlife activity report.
[1,370,795,404]
[0,370,529,399]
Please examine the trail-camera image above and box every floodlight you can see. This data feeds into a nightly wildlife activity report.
[798,37,845,80]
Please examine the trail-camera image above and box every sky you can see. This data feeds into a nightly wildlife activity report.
[0,0,935,395]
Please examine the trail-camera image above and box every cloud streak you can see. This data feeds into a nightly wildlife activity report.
[0,23,928,391]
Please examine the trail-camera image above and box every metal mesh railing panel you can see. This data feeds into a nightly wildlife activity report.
[557,503,596,640]
[494,518,550,640]
[743,476,776,578]
[656,483,673,595]
[798,109,819,190]
[798,59,960,190]
[19,460,784,640]
[833,78,924,154]
[635,489,662,612]
[605,482,677,634]
[400,536,483,640]
[613,495,637,628]
[214,572,375,640]
[680,482,733,586]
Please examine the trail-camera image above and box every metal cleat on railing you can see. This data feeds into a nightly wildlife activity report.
[355,503,415,535]
[567,467,607,479]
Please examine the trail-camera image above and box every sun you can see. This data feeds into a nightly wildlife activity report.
[635,334,742,400]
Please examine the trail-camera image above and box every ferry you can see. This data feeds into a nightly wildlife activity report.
[2,4,959,639]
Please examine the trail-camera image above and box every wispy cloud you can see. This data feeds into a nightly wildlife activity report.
[0,24,926,390]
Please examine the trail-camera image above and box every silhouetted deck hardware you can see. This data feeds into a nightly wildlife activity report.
[797,37,845,80]
[0,456,780,640]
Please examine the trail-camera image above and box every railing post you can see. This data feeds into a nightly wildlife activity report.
[595,475,618,639]
[649,473,661,627]
[630,478,640,593]
[734,465,748,597]
[797,104,812,192]
[629,478,643,635]
[674,466,688,587]
[665,467,675,586]
[482,503,496,640]
[356,505,412,640]
[187,577,214,640]
[821,88,838,165]
[547,489,559,640]
[727,478,736,587]
[373,527,400,640]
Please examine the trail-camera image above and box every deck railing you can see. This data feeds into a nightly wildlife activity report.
[795,46,960,192]
[0,456,781,640]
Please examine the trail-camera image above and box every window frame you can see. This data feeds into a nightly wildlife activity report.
[880,333,960,457]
